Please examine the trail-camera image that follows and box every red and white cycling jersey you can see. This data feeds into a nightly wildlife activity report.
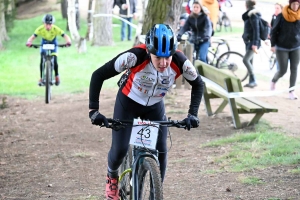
[113,44,198,106]
[89,44,202,110]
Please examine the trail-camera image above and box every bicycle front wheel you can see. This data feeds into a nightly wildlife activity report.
[216,51,249,82]
[45,60,52,104]
[119,146,132,200]
[138,157,163,200]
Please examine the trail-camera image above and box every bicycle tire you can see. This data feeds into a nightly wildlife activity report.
[138,157,163,200]
[45,60,52,104]
[222,16,232,32]
[216,51,249,82]
[119,146,133,200]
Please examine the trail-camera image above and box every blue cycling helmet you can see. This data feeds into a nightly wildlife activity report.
[145,24,177,57]
[42,14,55,24]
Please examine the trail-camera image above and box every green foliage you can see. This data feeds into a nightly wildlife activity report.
[202,123,300,172]
[239,176,264,185]
[0,11,136,99]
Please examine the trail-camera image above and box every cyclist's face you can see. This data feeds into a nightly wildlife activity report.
[192,4,201,14]
[274,5,282,16]
[290,2,300,11]
[44,23,53,31]
[150,54,172,73]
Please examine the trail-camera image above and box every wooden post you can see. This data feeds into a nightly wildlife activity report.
[184,43,194,89]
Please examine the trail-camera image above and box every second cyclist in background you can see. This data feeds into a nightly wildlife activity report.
[177,1,213,63]
[26,14,71,86]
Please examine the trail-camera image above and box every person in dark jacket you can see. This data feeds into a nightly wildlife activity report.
[241,0,261,88]
[114,0,137,41]
[177,1,213,63]
[271,3,283,27]
[270,0,300,100]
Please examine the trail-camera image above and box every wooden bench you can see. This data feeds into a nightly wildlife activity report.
[194,60,278,129]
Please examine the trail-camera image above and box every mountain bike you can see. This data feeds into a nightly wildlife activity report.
[102,118,187,200]
[29,44,68,104]
[206,39,248,82]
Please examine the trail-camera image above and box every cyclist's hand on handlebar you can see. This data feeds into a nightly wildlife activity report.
[183,114,199,131]
[66,42,71,47]
[26,42,32,47]
[89,110,109,127]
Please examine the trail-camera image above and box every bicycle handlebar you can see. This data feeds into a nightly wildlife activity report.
[102,118,187,131]
[29,44,69,49]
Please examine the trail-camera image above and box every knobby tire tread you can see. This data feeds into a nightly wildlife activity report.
[138,157,163,200]
[216,51,249,82]
[45,61,51,104]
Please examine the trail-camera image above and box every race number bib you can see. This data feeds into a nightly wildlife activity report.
[42,44,55,50]
[129,118,159,150]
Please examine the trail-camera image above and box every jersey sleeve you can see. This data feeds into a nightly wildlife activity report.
[33,25,44,37]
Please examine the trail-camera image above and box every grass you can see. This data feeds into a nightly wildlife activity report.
[202,123,300,172]
[0,11,136,99]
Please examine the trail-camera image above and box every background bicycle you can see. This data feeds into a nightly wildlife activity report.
[29,44,67,104]
[216,0,233,32]
[103,118,187,200]
[198,38,248,82]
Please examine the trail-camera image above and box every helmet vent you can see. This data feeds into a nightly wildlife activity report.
[162,36,166,54]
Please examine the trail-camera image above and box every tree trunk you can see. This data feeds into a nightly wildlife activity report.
[85,0,93,41]
[92,0,113,46]
[0,1,9,50]
[141,0,183,35]
[61,0,68,19]
[67,0,86,53]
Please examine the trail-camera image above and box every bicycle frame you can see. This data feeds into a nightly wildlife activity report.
[105,118,186,200]
[30,44,67,104]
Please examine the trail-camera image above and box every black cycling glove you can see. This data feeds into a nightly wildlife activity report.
[89,110,109,127]
[183,114,200,131]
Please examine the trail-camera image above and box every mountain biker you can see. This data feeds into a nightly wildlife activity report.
[88,24,204,200]
[26,14,71,86]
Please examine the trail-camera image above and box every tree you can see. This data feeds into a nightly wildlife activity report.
[61,0,68,19]
[85,0,93,41]
[0,0,9,49]
[141,0,183,35]
[64,0,80,31]
[67,0,86,53]
[92,0,113,46]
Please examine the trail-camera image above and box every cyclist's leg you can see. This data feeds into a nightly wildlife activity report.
[53,56,58,76]
[39,55,43,79]
[109,91,137,173]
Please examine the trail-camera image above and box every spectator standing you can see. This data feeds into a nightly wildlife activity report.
[115,0,137,41]
[201,0,219,31]
[241,0,261,88]
[177,1,213,63]
[270,0,300,100]
[271,3,283,27]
